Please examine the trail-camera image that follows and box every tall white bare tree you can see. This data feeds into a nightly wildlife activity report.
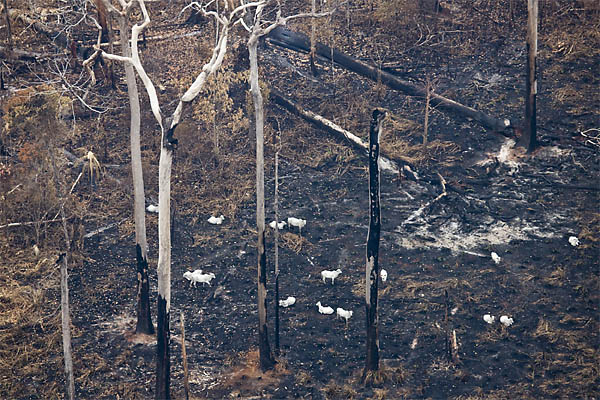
[94,0,154,337]
[242,0,330,372]
[97,1,260,397]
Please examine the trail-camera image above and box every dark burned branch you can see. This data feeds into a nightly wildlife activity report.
[267,26,512,132]
[0,45,47,61]
[364,109,384,378]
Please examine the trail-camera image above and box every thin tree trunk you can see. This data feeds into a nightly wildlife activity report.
[156,138,173,399]
[58,253,75,400]
[48,146,75,400]
[274,149,280,355]
[3,0,13,51]
[524,0,538,152]
[180,311,190,400]
[249,33,275,372]
[364,110,385,379]
[423,77,432,144]
[309,0,318,76]
[117,12,153,336]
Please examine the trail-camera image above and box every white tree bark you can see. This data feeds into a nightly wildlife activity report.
[100,0,153,336]
[243,2,332,371]
[97,1,261,395]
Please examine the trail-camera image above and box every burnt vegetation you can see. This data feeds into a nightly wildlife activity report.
[0,0,599,399]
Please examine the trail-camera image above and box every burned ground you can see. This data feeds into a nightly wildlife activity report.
[0,1,598,399]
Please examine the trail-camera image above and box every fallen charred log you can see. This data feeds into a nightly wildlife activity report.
[270,89,399,174]
[267,26,512,133]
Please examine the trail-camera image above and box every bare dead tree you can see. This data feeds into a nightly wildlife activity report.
[98,1,261,396]
[2,0,13,52]
[363,109,385,381]
[523,0,538,152]
[48,144,75,400]
[423,76,433,144]
[247,4,276,372]
[273,137,280,355]
[98,0,154,336]
[309,0,318,76]
[180,311,190,400]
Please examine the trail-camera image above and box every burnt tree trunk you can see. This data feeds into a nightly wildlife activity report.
[111,1,153,336]
[524,0,538,152]
[249,31,275,372]
[364,109,385,378]
[156,123,175,399]
[267,26,511,132]
[48,139,75,400]
[135,244,154,334]
[274,150,280,355]
[181,311,190,400]
[156,295,170,400]
[3,0,13,52]
[309,0,318,77]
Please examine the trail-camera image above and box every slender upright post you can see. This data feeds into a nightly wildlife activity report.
[180,311,190,400]
[48,139,75,400]
[274,149,280,355]
[3,0,13,51]
[525,0,538,152]
[58,254,75,400]
[309,0,318,76]
[249,20,275,371]
[364,109,385,379]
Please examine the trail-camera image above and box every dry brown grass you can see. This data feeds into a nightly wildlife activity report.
[322,380,358,399]
[0,252,62,399]
[216,349,290,396]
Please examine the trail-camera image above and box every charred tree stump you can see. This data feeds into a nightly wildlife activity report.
[135,244,154,335]
[267,26,511,132]
[363,109,385,380]
[524,0,538,152]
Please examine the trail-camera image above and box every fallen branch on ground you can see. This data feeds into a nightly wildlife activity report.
[268,26,512,132]
[0,217,64,229]
[83,218,128,239]
[401,172,447,226]
[270,89,399,174]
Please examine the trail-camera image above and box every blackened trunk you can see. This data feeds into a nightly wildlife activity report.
[364,110,385,376]
[135,244,154,334]
[250,31,275,372]
[524,0,538,152]
[156,295,170,400]
[258,229,275,370]
[274,151,280,355]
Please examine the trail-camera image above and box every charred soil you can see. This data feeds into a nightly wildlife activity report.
[0,1,598,399]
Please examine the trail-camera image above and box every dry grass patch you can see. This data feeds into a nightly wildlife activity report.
[322,380,358,400]
[0,254,62,399]
[217,349,290,396]
[280,232,313,253]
